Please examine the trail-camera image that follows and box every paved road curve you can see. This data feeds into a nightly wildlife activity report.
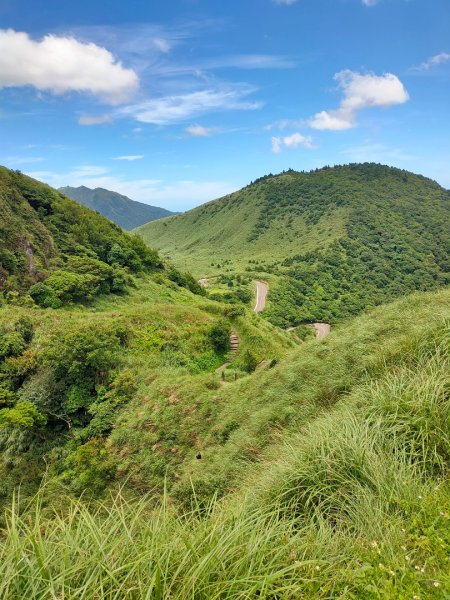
[254,281,269,313]
[313,322,331,339]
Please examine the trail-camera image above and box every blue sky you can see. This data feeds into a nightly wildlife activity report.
[0,0,449,211]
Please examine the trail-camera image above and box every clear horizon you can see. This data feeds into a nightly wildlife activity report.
[0,0,449,211]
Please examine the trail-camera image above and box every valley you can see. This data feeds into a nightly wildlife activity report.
[2,0,449,595]
[138,164,450,329]
[0,164,449,599]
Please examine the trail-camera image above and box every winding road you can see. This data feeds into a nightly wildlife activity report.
[313,322,331,339]
[254,281,269,313]
[198,277,329,339]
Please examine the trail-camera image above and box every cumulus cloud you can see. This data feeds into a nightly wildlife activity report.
[308,70,409,130]
[271,132,315,153]
[118,87,261,125]
[0,28,139,104]
[114,155,144,161]
[411,52,450,71]
[78,114,111,125]
[185,124,212,137]
[362,0,379,6]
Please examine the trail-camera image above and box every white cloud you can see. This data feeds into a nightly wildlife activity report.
[265,118,306,131]
[185,124,212,137]
[70,165,110,177]
[362,0,379,6]
[78,114,111,125]
[271,132,315,153]
[271,137,282,153]
[27,168,238,212]
[308,70,409,130]
[273,0,298,5]
[2,156,44,166]
[118,87,261,125]
[114,155,144,161]
[308,110,354,131]
[203,54,295,70]
[341,142,415,163]
[411,52,450,72]
[153,37,171,53]
[0,28,139,104]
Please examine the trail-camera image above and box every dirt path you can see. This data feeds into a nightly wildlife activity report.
[254,281,268,313]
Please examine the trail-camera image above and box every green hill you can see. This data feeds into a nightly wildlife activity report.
[1,164,449,598]
[59,185,175,230]
[0,166,166,306]
[137,163,450,326]
[0,165,293,501]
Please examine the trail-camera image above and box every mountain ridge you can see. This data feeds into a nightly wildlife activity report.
[59,185,175,230]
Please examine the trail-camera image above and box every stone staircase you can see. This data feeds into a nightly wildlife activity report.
[229,332,240,354]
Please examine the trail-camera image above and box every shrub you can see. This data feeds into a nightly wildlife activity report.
[208,320,231,352]
[241,349,258,373]
[45,270,99,302]
[28,282,62,308]
[0,401,46,429]
[0,331,27,360]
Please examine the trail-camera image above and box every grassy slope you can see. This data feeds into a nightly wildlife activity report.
[136,173,348,276]
[0,277,293,502]
[0,166,161,293]
[0,287,448,599]
[137,164,450,326]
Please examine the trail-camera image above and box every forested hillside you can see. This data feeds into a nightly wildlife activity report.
[0,167,164,306]
[59,185,175,230]
[138,164,450,326]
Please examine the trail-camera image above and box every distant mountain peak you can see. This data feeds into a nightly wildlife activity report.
[58,185,176,230]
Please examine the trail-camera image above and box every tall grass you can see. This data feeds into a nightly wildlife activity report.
[1,320,448,598]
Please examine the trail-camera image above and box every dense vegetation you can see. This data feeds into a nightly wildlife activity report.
[138,163,450,327]
[1,287,448,598]
[0,166,163,306]
[0,277,292,503]
[59,185,175,230]
[1,164,449,598]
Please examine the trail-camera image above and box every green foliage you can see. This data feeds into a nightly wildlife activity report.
[82,370,137,439]
[0,331,27,360]
[240,348,258,373]
[168,268,206,296]
[208,319,231,352]
[0,319,448,597]
[0,401,46,429]
[28,283,62,308]
[61,438,117,495]
[0,166,163,304]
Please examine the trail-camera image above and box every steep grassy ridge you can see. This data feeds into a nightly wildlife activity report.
[1,287,448,599]
[59,185,175,230]
[138,164,450,326]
